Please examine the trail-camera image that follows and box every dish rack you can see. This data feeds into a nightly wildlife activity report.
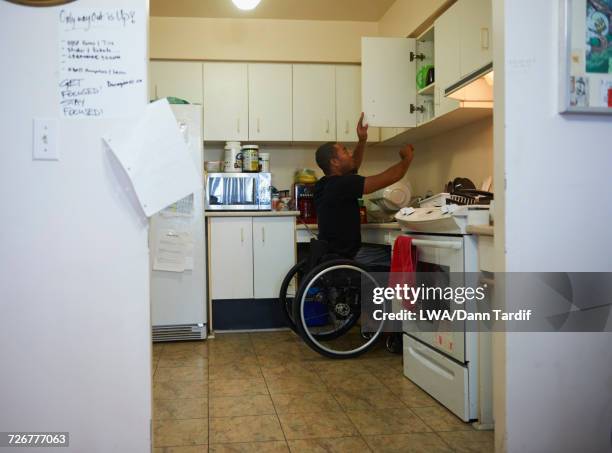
[419,192,493,207]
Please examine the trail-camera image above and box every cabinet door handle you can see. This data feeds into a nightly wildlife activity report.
[154,84,158,99]
[481,28,490,50]
[240,227,244,244]
[237,118,240,134]
[326,119,330,134]
[262,227,265,244]
[257,118,261,133]
[345,120,349,134]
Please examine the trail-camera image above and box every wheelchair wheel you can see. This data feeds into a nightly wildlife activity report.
[280,258,355,338]
[278,258,308,332]
[293,259,386,359]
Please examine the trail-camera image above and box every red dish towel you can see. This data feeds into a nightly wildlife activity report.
[389,235,418,309]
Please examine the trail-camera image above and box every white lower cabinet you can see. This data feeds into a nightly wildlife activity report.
[252,217,296,298]
[209,216,295,300]
[210,217,254,300]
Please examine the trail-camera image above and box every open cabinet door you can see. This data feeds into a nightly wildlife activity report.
[361,37,417,128]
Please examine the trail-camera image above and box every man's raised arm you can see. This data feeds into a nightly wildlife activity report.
[352,112,369,171]
[363,144,414,195]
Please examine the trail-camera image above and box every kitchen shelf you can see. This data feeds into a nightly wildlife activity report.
[418,83,435,96]
[376,106,492,146]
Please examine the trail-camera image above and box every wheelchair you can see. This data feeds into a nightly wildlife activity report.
[279,239,399,359]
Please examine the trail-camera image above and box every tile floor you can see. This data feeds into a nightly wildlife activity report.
[152,331,494,453]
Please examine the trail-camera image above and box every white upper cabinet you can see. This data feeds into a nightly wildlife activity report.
[335,65,379,143]
[434,2,461,117]
[361,37,417,128]
[203,62,248,141]
[292,64,336,142]
[459,0,492,78]
[149,61,203,104]
[248,64,292,141]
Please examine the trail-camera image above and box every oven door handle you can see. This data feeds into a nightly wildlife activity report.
[411,239,462,250]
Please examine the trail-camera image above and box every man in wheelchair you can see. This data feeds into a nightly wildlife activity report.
[277,115,415,358]
[280,114,415,357]
[314,112,414,267]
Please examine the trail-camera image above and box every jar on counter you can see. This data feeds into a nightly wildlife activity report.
[271,194,280,211]
[241,145,259,172]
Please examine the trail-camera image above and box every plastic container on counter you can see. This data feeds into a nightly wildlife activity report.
[223,141,242,173]
[294,168,317,184]
[259,152,270,172]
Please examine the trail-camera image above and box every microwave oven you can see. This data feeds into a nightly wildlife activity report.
[205,172,271,211]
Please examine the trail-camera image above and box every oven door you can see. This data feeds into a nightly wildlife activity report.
[402,234,466,363]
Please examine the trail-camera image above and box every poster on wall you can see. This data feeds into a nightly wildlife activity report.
[586,0,612,73]
[560,0,612,113]
[58,7,146,118]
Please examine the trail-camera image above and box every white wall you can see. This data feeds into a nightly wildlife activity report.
[150,17,378,62]
[499,0,612,451]
[0,1,151,452]
[402,118,493,196]
[378,0,448,37]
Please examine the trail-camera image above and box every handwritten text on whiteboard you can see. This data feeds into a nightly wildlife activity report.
[58,8,146,119]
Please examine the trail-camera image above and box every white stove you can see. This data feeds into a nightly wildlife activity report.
[392,205,490,423]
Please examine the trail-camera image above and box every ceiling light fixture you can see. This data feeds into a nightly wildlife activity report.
[231,0,261,11]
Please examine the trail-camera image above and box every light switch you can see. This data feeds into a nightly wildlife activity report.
[33,118,59,161]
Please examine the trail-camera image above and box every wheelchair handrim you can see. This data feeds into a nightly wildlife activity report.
[298,264,384,356]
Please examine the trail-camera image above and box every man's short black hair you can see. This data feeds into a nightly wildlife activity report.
[315,142,338,175]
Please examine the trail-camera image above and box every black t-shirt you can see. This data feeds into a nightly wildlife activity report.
[314,174,365,259]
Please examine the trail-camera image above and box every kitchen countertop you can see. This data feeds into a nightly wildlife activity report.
[296,222,401,230]
[466,224,494,236]
[205,211,300,218]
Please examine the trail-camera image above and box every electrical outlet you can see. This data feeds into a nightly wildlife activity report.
[33,118,59,161]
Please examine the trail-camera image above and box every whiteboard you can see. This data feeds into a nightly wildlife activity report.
[58,7,146,118]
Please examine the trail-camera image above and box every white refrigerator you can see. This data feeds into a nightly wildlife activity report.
[150,104,207,341]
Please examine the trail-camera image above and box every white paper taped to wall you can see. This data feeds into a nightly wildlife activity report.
[103,99,202,217]
[153,230,186,272]
[161,194,194,218]
[152,230,195,272]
